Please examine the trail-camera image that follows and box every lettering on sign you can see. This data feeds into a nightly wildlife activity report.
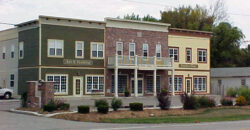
[179,64,198,68]
[63,59,93,65]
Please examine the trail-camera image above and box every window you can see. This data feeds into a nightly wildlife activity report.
[198,49,207,62]
[10,74,14,87]
[168,76,183,92]
[143,43,148,57]
[186,48,192,62]
[75,41,84,58]
[194,77,207,91]
[116,42,123,55]
[48,39,64,57]
[129,43,135,57]
[156,44,161,58]
[146,76,161,93]
[111,75,127,93]
[91,42,104,59]
[19,42,24,59]
[2,46,6,60]
[86,75,104,93]
[169,47,178,61]
[241,79,246,86]
[46,74,68,94]
[10,45,15,58]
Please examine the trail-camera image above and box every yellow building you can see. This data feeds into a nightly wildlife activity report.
[168,28,212,95]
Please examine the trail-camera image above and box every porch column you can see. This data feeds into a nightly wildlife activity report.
[153,69,157,96]
[171,69,175,96]
[114,68,118,98]
[134,68,138,97]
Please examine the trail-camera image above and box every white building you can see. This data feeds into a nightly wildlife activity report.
[211,67,250,96]
[0,28,19,97]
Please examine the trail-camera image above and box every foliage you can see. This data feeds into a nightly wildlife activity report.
[237,86,250,104]
[95,99,108,108]
[157,89,171,110]
[124,89,130,97]
[21,92,28,107]
[226,88,238,97]
[55,99,70,110]
[111,98,122,111]
[78,105,90,114]
[236,96,247,106]
[122,13,159,22]
[197,96,216,108]
[220,97,233,106]
[129,102,143,111]
[182,93,199,110]
[97,105,109,114]
[43,100,57,112]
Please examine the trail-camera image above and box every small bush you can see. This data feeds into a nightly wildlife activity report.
[220,97,233,106]
[182,93,199,110]
[78,105,90,114]
[237,86,250,105]
[197,96,216,108]
[129,102,143,111]
[97,105,109,114]
[21,92,28,107]
[236,96,247,106]
[95,99,108,108]
[157,89,171,110]
[111,98,122,111]
[43,101,57,112]
[124,89,130,97]
[57,103,70,110]
[226,88,237,97]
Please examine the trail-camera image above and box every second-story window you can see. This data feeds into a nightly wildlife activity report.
[48,39,64,57]
[116,42,123,55]
[198,49,207,63]
[10,74,14,87]
[19,42,24,59]
[156,44,161,58]
[129,43,135,57]
[143,43,148,57]
[11,45,15,58]
[186,48,192,62]
[2,46,6,60]
[91,42,104,59]
[169,47,178,62]
[75,41,84,58]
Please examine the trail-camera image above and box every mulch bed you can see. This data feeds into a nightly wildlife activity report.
[16,107,71,114]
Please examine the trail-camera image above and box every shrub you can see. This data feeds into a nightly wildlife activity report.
[226,88,237,97]
[21,92,28,107]
[197,96,216,108]
[236,96,247,106]
[95,99,108,108]
[111,98,122,111]
[157,89,171,110]
[124,89,130,97]
[129,102,143,111]
[43,100,57,112]
[182,93,199,110]
[78,105,90,114]
[57,103,70,110]
[97,105,109,114]
[220,97,233,106]
[237,86,250,105]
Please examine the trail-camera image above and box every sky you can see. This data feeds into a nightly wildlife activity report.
[0,0,250,48]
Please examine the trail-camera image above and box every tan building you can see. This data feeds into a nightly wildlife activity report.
[168,28,212,95]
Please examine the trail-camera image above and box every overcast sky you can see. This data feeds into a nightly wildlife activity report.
[0,0,250,47]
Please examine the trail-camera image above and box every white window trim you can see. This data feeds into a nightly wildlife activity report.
[47,39,64,58]
[168,76,183,92]
[2,46,6,60]
[169,47,179,61]
[45,74,68,95]
[19,42,24,59]
[198,49,207,62]
[186,48,192,62]
[143,43,148,57]
[194,77,207,91]
[10,45,15,59]
[116,42,123,55]
[156,44,162,58]
[90,42,104,59]
[129,43,136,57]
[85,75,105,94]
[10,74,14,87]
[75,41,84,58]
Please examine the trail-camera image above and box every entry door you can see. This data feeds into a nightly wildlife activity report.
[73,77,83,96]
[131,78,143,96]
[186,78,192,95]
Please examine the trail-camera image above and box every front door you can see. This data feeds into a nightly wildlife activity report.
[73,77,83,96]
[131,78,143,96]
[185,78,192,95]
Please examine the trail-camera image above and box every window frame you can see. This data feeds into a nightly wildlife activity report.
[241,79,246,86]
[193,76,207,92]
[45,74,68,94]
[186,48,192,63]
[156,44,162,58]
[10,74,14,87]
[75,41,84,59]
[142,43,148,57]
[2,46,6,60]
[116,42,123,56]
[169,47,179,62]
[47,39,64,58]
[19,42,24,59]
[85,75,105,94]
[129,43,136,57]
[197,49,207,63]
[11,45,15,59]
[90,42,104,59]
[168,75,183,92]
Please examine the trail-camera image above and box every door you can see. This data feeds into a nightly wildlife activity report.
[131,78,143,96]
[73,77,83,96]
[185,78,192,95]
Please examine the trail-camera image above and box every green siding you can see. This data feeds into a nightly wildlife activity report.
[41,68,104,95]
[18,68,39,95]
[41,24,104,67]
[18,28,39,67]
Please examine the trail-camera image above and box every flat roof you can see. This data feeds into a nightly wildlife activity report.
[170,28,213,35]
[211,67,250,78]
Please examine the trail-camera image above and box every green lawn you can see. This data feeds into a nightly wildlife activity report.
[102,108,250,123]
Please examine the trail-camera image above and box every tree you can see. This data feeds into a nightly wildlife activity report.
[121,13,159,22]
